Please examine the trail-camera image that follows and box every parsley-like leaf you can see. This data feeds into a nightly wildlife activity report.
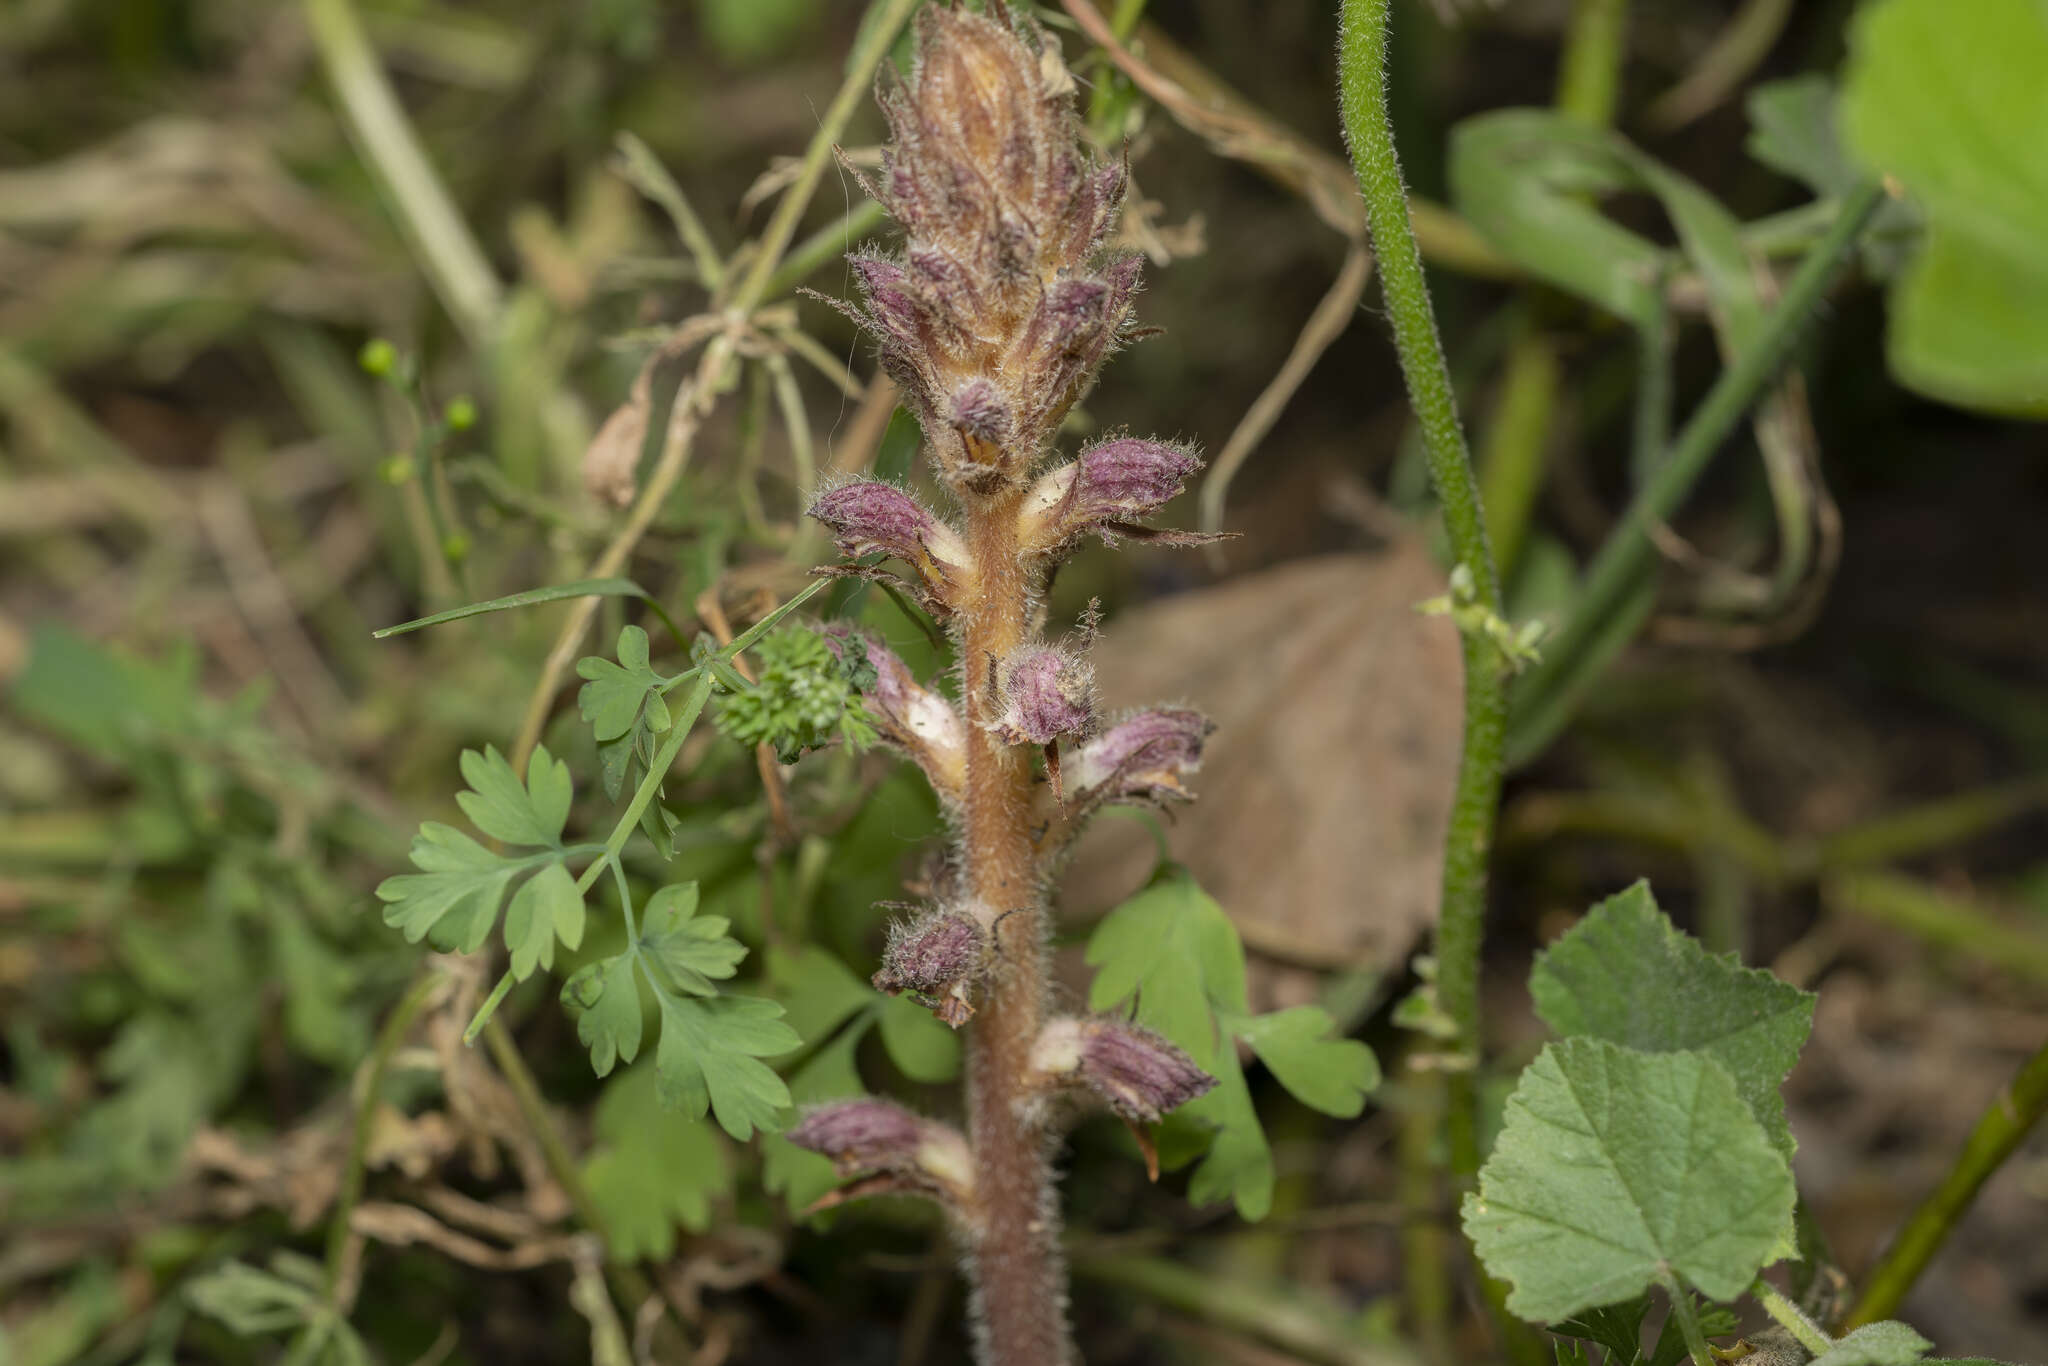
[562,952,644,1077]
[505,861,583,980]
[582,1062,729,1261]
[559,881,798,1138]
[1085,865,1380,1219]
[1236,1006,1380,1119]
[655,994,800,1140]
[577,626,675,799]
[376,745,585,971]
[640,883,745,996]
[1461,1039,1796,1322]
[456,743,571,846]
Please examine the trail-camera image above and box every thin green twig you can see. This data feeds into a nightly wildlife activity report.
[1507,180,1888,768]
[1555,0,1631,127]
[763,199,888,299]
[729,0,923,314]
[1845,1034,2048,1327]
[324,969,443,1300]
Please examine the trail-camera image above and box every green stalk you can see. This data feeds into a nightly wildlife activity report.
[1507,180,1887,768]
[1555,0,1631,127]
[1658,1275,1717,1366]
[304,0,503,346]
[1750,1278,1832,1356]
[324,970,443,1299]
[727,0,923,314]
[1845,1035,2048,1327]
[1339,0,1504,1164]
[1476,327,1559,584]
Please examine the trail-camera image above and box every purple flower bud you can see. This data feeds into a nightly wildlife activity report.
[807,479,965,574]
[788,1097,926,1173]
[1075,437,1200,519]
[1031,1017,1215,1124]
[1019,437,1202,557]
[992,645,1095,747]
[874,910,986,1026]
[1069,706,1211,802]
[823,626,968,797]
[1036,277,1110,348]
[949,379,1011,448]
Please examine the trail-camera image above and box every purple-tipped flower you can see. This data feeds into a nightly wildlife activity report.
[808,479,967,582]
[787,1098,975,1209]
[1031,1017,1215,1125]
[822,6,1148,496]
[823,626,967,798]
[874,910,987,1027]
[1021,437,1203,555]
[788,1097,926,1173]
[1069,706,1211,803]
[992,644,1096,748]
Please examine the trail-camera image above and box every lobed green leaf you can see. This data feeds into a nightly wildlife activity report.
[1462,1039,1795,1323]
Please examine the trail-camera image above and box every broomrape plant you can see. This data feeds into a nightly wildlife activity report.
[356,2,2045,1364]
[374,6,1377,1365]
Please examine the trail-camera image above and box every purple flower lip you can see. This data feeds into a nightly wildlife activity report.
[1076,1019,1216,1124]
[1019,437,1204,555]
[787,1098,976,1213]
[1030,1016,1216,1179]
[1069,706,1212,801]
[788,1097,926,1173]
[807,478,965,574]
[992,645,1096,748]
[874,910,987,1028]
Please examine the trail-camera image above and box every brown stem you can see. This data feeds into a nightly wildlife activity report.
[959,490,1070,1366]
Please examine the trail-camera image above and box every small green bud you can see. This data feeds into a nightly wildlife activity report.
[358,338,398,376]
[444,395,478,431]
[442,533,472,563]
[378,455,416,485]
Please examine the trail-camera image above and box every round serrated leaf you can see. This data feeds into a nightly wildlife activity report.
[1462,1038,1795,1323]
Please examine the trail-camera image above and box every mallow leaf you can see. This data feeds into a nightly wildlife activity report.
[1809,1322,1933,1366]
[1530,881,1814,1163]
[1462,1039,1796,1322]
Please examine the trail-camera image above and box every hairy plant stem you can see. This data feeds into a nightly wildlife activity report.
[959,492,1069,1366]
[1338,0,1504,1175]
[1845,1035,2048,1328]
[1750,1278,1832,1356]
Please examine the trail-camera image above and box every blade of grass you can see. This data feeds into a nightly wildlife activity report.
[304,0,502,346]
